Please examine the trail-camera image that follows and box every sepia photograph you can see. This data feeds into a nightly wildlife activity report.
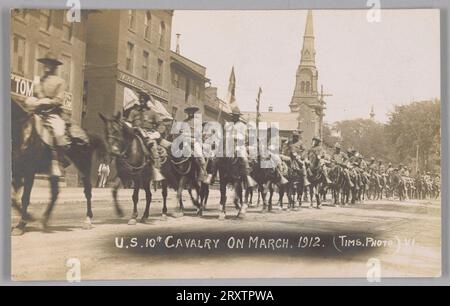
[9,7,441,282]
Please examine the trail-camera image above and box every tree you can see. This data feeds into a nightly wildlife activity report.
[332,119,392,162]
[385,99,440,173]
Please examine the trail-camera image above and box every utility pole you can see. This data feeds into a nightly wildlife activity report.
[256,87,262,161]
[318,85,332,139]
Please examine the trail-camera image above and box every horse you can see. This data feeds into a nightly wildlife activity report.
[389,171,406,201]
[11,99,118,236]
[252,157,285,212]
[306,155,329,209]
[213,157,248,219]
[329,164,346,205]
[100,112,160,224]
[158,120,214,217]
[268,157,302,211]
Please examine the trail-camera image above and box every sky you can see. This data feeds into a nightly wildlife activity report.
[171,9,440,123]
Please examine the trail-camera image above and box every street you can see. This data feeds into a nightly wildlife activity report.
[11,187,441,281]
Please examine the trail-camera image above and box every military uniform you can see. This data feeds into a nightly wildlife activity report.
[332,150,346,165]
[25,74,67,146]
[308,137,331,185]
[126,91,164,180]
[332,147,353,187]
[23,53,69,176]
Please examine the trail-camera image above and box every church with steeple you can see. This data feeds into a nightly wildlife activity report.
[243,10,327,145]
[290,10,325,144]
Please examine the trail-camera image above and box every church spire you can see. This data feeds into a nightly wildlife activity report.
[300,10,316,66]
[304,10,314,37]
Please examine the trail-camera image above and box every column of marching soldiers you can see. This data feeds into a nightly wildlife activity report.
[11,53,442,237]
[276,129,440,206]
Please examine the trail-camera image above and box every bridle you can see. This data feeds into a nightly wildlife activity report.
[105,119,148,173]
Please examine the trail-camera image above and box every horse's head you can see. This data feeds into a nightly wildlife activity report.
[99,112,130,156]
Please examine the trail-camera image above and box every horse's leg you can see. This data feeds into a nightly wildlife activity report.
[111,176,124,217]
[218,181,227,220]
[309,185,314,208]
[257,186,261,207]
[204,184,210,208]
[236,182,246,218]
[176,176,185,217]
[315,185,322,209]
[140,177,152,223]
[128,179,139,225]
[267,183,273,211]
[43,175,59,229]
[161,180,168,218]
[188,183,202,216]
[297,182,303,209]
[279,185,285,210]
[79,174,94,229]
[12,173,35,236]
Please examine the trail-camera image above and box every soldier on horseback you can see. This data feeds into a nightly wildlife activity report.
[229,105,257,188]
[183,105,212,184]
[308,137,332,184]
[23,52,72,177]
[126,89,164,181]
[283,129,310,187]
[368,157,382,188]
[331,143,353,187]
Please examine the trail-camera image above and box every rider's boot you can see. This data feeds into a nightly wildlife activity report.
[150,143,165,181]
[346,171,354,188]
[304,175,311,187]
[198,158,209,184]
[50,150,63,177]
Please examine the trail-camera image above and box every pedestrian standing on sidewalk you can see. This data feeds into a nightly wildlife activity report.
[97,159,111,188]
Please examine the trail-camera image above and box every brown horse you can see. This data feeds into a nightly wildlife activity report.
[214,157,248,219]
[11,99,118,236]
[100,113,204,221]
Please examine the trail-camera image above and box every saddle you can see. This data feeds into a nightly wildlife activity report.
[33,114,89,147]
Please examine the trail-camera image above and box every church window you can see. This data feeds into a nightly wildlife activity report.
[301,81,305,93]
[305,81,310,93]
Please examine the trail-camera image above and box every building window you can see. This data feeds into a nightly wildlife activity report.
[62,11,74,42]
[142,50,149,80]
[305,81,310,94]
[144,11,152,40]
[35,44,49,76]
[128,10,136,31]
[12,34,26,75]
[173,72,180,88]
[172,106,178,118]
[193,83,200,99]
[301,81,305,93]
[39,9,52,32]
[60,55,72,90]
[159,21,166,48]
[156,59,163,86]
[126,42,134,72]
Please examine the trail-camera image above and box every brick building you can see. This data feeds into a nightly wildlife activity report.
[169,45,232,124]
[10,9,88,186]
[82,9,173,180]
